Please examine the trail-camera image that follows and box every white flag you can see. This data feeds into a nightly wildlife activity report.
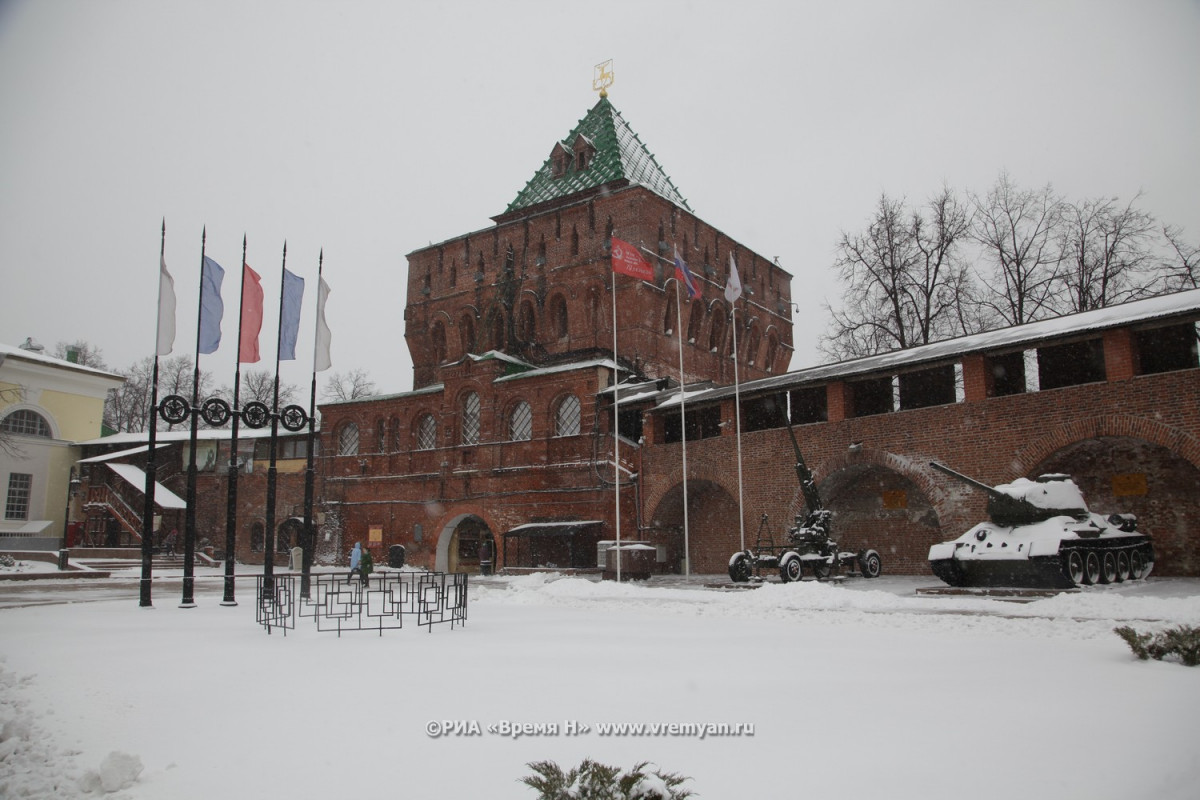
[156,254,176,356]
[724,252,743,303]
[313,277,332,372]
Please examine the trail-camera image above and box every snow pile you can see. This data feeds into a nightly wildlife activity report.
[78,751,143,794]
[0,659,142,797]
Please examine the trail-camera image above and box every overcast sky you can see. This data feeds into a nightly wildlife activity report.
[1,0,1197,396]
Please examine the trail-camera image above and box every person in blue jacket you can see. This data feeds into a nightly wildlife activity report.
[348,542,362,581]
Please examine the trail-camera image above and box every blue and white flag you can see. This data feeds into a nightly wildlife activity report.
[198,256,225,354]
[279,268,305,361]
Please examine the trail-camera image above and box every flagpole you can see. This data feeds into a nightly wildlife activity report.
[726,253,746,552]
[263,241,287,591]
[301,249,323,600]
[732,304,746,552]
[180,227,207,608]
[139,219,166,608]
[221,235,249,606]
[673,273,691,577]
[611,268,622,582]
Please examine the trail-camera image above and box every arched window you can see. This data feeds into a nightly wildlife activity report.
[663,292,677,335]
[415,414,437,450]
[1,409,51,438]
[743,321,761,366]
[337,422,359,456]
[375,418,386,453]
[461,392,481,445]
[389,417,402,452]
[554,395,581,437]
[549,294,568,339]
[509,400,532,441]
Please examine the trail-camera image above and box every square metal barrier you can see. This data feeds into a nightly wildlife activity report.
[256,575,296,635]
[260,571,468,636]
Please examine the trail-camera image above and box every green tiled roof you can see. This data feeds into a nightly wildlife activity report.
[504,97,691,215]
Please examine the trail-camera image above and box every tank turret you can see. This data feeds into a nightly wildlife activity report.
[927,462,1153,589]
[930,462,1088,526]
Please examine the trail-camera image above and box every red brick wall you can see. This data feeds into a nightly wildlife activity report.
[641,366,1200,576]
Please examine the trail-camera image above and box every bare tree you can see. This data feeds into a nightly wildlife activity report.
[218,369,299,408]
[821,189,974,360]
[52,340,107,369]
[1160,224,1200,292]
[1059,194,1158,312]
[322,369,376,402]
[970,172,1066,326]
[0,386,25,457]
[103,355,213,432]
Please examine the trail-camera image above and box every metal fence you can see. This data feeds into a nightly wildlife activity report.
[257,571,468,636]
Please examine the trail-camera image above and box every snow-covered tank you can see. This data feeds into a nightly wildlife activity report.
[927,462,1154,589]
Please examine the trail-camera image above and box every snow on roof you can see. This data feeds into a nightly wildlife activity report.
[684,288,1200,406]
[493,357,620,384]
[75,424,313,448]
[323,383,444,406]
[0,342,124,381]
[105,463,187,509]
[78,443,169,463]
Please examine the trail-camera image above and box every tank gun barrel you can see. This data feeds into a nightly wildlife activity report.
[929,461,1085,526]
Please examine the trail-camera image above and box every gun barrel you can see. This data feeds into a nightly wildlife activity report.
[929,461,999,496]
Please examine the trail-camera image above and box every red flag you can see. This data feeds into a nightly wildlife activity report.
[239,264,264,363]
[611,237,655,281]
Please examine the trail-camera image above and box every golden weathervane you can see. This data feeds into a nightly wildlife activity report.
[593,59,614,97]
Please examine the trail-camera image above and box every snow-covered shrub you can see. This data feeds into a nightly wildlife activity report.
[521,759,692,799]
[1115,625,1200,666]
[0,554,16,568]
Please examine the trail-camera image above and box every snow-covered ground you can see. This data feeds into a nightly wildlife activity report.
[2,568,1199,799]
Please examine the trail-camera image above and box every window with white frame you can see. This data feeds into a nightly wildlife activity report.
[461,392,481,445]
[337,422,359,456]
[5,473,32,520]
[554,395,581,437]
[416,414,437,450]
[1,410,51,438]
[509,401,532,441]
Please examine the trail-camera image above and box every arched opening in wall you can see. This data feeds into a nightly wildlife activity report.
[548,294,568,339]
[663,290,677,335]
[485,307,506,352]
[687,302,704,343]
[434,514,495,573]
[277,518,303,554]
[818,464,940,575]
[586,285,602,334]
[743,320,761,366]
[250,521,265,552]
[458,312,476,355]
[1031,436,1200,577]
[415,413,437,450]
[515,299,536,343]
[431,321,446,364]
[648,480,738,574]
[708,308,726,354]
[764,331,779,372]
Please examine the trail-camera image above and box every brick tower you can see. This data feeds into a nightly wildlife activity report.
[320,95,794,575]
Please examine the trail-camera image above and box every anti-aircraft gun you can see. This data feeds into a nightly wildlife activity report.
[927,461,1154,589]
[727,422,882,583]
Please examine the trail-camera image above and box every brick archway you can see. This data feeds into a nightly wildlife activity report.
[434,512,497,573]
[1011,415,1200,478]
